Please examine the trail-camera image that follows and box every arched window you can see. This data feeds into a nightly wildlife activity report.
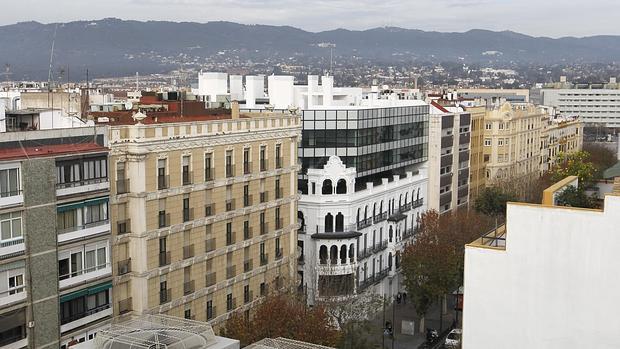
[335,212,344,232]
[417,188,420,200]
[356,208,361,223]
[297,211,305,231]
[364,206,368,220]
[399,194,402,209]
[340,245,347,264]
[319,245,328,264]
[405,192,408,204]
[372,203,377,219]
[349,243,355,261]
[389,226,393,243]
[336,179,347,194]
[380,200,384,214]
[322,179,333,195]
[388,252,393,269]
[325,213,334,233]
[330,245,338,264]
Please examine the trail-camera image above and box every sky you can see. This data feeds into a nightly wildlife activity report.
[2,0,619,38]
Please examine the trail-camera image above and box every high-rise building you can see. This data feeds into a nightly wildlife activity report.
[0,122,111,349]
[107,105,301,331]
[427,102,471,213]
[462,177,619,349]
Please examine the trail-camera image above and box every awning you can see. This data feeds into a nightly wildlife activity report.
[387,212,407,222]
[60,281,112,303]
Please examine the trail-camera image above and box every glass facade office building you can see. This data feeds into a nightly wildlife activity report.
[298,105,429,192]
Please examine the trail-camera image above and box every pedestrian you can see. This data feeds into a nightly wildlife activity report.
[402,291,407,304]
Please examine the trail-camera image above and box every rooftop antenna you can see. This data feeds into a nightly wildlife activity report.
[136,72,139,91]
[47,23,58,109]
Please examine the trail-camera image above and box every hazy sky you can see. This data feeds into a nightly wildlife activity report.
[2,0,618,38]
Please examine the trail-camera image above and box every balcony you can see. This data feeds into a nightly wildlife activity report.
[56,177,110,197]
[260,222,268,235]
[182,171,193,186]
[243,162,252,175]
[160,289,172,304]
[0,238,25,258]
[244,259,253,273]
[118,297,132,314]
[0,286,27,307]
[260,254,268,266]
[0,189,23,208]
[260,191,268,203]
[402,226,417,239]
[275,248,283,260]
[376,267,390,282]
[205,238,216,253]
[357,217,373,230]
[358,276,375,291]
[226,265,236,279]
[412,198,424,209]
[157,175,169,190]
[116,179,130,195]
[158,251,171,267]
[373,240,388,253]
[373,212,388,224]
[205,272,216,287]
[183,244,195,259]
[399,202,412,213]
[117,258,131,275]
[60,303,112,333]
[58,219,110,244]
[182,208,194,223]
[184,280,195,295]
[117,219,131,235]
[275,187,283,199]
[358,248,371,260]
[0,336,27,349]
[243,195,253,208]
[225,164,235,178]
[204,203,215,217]
[225,199,236,212]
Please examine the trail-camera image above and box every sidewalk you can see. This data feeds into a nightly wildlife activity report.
[369,297,458,349]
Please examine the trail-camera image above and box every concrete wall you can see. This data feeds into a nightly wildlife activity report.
[463,198,620,349]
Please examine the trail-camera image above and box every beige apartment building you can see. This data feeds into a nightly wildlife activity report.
[467,105,487,199]
[483,102,545,185]
[107,107,301,331]
[540,115,583,173]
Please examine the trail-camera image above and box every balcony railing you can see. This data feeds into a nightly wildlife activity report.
[412,198,424,209]
[182,170,193,186]
[376,267,390,282]
[226,265,236,279]
[56,177,108,189]
[118,297,132,314]
[225,164,235,178]
[117,219,131,235]
[357,217,373,230]
[118,258,131,275]
[399,202,412,213]
[403,226,418,239]
[243,162,252,175]
[373,240,388,253]
[60,303,111,325]
[373,212,388,224]
[184,280,195,295]
[160,289,172,304]
[159,251,171,267]
[275,248,283,260]
[205,238,216,253]
[57,219,110,235]
[260,191,268,203]
[157,175,169,190]
[358,248,372,260]
[204,203,215,217]
[206,272,217,287]
[244,259,253,273]
[358,275,375,291]
[183,244,195,259]
[260,254,268,266]
[116,179,130,194]
[226,199,236,212]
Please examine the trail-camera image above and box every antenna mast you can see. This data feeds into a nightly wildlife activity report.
[47,24,58,108]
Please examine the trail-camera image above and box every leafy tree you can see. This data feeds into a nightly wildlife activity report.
[583,142,617,171]
[555,185,596,208]
[550,151,598,187]
[474,186,517,225]
[223,293,340,347]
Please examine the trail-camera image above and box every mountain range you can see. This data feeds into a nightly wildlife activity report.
[1,18,620,80]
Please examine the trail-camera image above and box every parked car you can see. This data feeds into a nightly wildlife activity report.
[444,328,462,348]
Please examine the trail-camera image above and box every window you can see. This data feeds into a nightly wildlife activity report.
[0,168,20,197]
[275,144,282,169]
[243,148,251,174]
[59,243,108,280]
[182,156,191,185]
[440,166,452,175]
[8,274,24,295]
[226,222,234,245]
[204,153,213,181]
[60,289,110,325]
[485,122,492,130]
[157,159,167,189]
[498,139,504,146]
[206,300,214,320]
[275,237,281,258]
[226,293,233,311]
[0,212,22,241]
[225,150,234,178]
[484,138,492,146]
[499,123,504,130]
[83,201,109,225]
[260,146,267,171]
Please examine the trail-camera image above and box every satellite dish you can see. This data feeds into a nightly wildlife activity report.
[125,102,133,110]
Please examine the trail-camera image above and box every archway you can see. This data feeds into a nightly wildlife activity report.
[349,243,355,262]
[335,212,344,232]
[330,245,338,264]
[325,213,334,233]
[319,245,328,264]
[336,179,347,194]
[340,245,347,264]
[322,179,333,194]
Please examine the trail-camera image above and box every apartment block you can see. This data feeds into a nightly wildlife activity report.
[0,125,112,349]
[467,106,487,200]
[107,107,301,331]
[540,113,583,173]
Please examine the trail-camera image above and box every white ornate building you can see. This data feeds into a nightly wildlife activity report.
[297,156,428,304]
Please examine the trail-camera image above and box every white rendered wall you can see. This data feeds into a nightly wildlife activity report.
[268,75,294,109]
[198,72,228,102]
[229,75,243,101]
[463,197,620,349]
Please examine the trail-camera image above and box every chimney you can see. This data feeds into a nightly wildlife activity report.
[610,77,617,84]
[231,100,240,119]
